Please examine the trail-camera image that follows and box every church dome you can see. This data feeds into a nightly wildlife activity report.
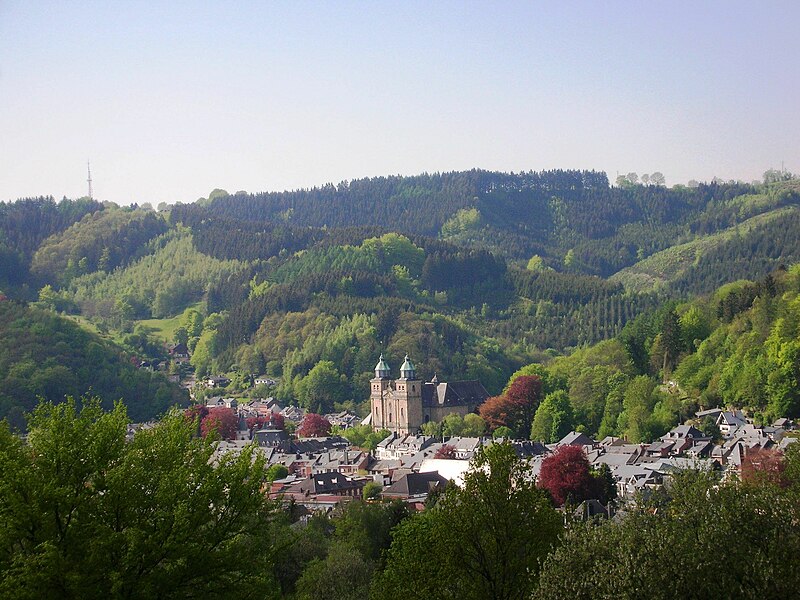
[374,354,391,378]
[400,354,417,379]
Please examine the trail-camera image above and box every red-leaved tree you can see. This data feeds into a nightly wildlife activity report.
[200,407,238,440]
[434,444,456,459]
[538,445,593,507]
[741,447,787,488]
[297,413,331,438]
[479,375,542,436]
[270,412,285,430]
[245,412,285,431]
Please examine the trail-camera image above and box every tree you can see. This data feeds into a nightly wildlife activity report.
[530,390,573,443]
[363,481,383,501]
[0,398,278,599]
[266,463,289,482]
[618,375,661,443]
[650,171,665,186]
[295,543,373,600]
[763,168,795,184]
[537,445,594,507]
[173,326,189,346]
[298,413,332,437]
[200,406,238,440]
[526,255,546,271]
[296,360,348,414]
[535,471,800,599]
[492,425,513,439]
[741,447,787,488]
[434,444,457,459]
[479,375,542,436]
[462,413,486,437]
[697,415,721,441]
[373,443,561,600]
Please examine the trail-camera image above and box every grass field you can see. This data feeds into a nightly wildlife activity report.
[137,302,204,343]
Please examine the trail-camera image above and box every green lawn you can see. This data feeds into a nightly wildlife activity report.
[137,302,203,343]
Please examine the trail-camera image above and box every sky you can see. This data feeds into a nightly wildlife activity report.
[1,1,798,205]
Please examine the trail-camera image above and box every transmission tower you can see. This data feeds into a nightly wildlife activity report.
[87,160,93,199]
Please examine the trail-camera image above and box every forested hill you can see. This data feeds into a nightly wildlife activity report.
[2,169,800,423]
[0,300,186,427]
[177,170,800,284]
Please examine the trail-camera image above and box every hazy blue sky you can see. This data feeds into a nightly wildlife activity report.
[1,1,798,205]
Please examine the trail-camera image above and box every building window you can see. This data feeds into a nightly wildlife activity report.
[412,385,416,391]
[401,407,404,418]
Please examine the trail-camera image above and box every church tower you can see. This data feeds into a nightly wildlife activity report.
[394,355,423,434]
[370,355,392,431]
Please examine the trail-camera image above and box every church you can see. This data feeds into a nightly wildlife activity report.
[369,354,490,434]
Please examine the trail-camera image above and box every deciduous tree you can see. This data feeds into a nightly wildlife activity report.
[298,413,332,437]
[537,445,594,507]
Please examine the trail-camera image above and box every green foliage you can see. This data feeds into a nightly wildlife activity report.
[295,543,373,600]
[363,481,383,501]
[339,425,390,451]
[491,425,512,439]
[526,254,547,271]
[296,360,349,413]
[535,470,800,599]
[0,399,279,599]
[440,207,482,239]
[266,463,289,482]
[70,228,245,323]
[437,412,486,437]
[0,302,184,423]
[530,390,574,443]
[373,442,561,600]
[31,208,167,287]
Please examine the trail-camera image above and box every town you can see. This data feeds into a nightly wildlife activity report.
[138,354,798,518]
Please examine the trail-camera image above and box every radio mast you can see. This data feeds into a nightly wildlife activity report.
[87,160,93,199]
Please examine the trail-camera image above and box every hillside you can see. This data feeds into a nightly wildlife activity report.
[0,300,186,427]
[610,205,800,293]
[2,170,800,420]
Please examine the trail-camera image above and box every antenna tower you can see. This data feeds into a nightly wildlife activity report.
[87,160,93,199]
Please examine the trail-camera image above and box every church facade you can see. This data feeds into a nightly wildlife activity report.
[369,355,490,434]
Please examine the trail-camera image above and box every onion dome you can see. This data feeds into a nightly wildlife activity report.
[374,354,391,379]
[400,354,417,380]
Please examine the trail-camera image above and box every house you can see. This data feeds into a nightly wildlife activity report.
[716,410,747,436]
[296,472,367,498]
[695,408,723,421]
[382,471,449,502]
[281,405,306,424]
[370,355,489,434]
[310,449,371,476]
[573,499,612,521]
[444,436,484,460]
[324,411,361,429]
[253,376,276,387]
[169,343,190,363]
[374,433,436,461]
[206,375,231,389]
[647,425,712,458]
[557,431,596,448]
[253,428,291,452]
[205,396,238,410]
